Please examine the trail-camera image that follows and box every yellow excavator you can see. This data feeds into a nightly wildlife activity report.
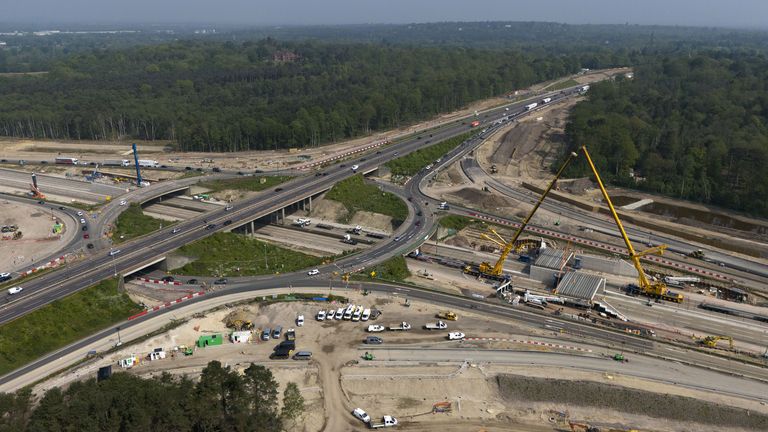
[463,151,578,280]
[697,335,734,349]
[580,146,683,303]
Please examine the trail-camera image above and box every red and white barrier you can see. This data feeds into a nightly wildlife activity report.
[465,212,735,282]
[464,337,592,352]
[136,277,184,286]
[128,291,206,320]
[296,140,389,170]
[18,255,68,277]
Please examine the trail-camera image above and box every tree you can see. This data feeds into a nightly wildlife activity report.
[281,382,305,426]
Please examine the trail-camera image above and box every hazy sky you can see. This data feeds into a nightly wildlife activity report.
[2,0,767,29]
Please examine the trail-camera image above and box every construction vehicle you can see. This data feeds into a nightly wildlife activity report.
[30,173,45,200]
[613,353,628,362]
[697,335,734,350]
[463,151,578,280]
[490,164,498,174]
[437,311,458,321]
[226,312,254,331]
[362,352,375,361]
[580,146,683,303]
[687,249,706,259]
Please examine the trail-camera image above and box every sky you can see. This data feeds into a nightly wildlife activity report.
[2,0,768,29]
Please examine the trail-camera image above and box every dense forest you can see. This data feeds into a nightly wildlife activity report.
[0,39,584,151]
[0,361,302,432]
[565,52,768,217]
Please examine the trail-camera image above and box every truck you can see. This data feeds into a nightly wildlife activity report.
[580,85,590,92]
[424,320,448,330]
[351,164,359,172]
[55,157,78,165]
[663,276,700,286]
[388,322,411,331]
[148,349,166,361]
[525,102,538,111]
[137,159,159,168]
[541,97,552,104]
[349,225,363,235]
[437,202,449,210]
[342,234,358,245]
[294,218,311,227]
[437,311,458,321]
[102,159,130,167]
[470,120,481,127]
[370,416,398,428]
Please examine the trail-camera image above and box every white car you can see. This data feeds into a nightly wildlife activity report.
[296,315,305,326]
[225,205,233,211]
[76,211,84,217]
[327,309,335,320]
[80,218,86,224]
[307,269,320,276]
[361,308,371,321]
[352,408,371,423]
[367,324,385,333]
[119,200,127,206]
[316,310,326,321]
[448,332,466,340]
[335,308,344,320]
[351,164,359,172]
[7,286,23,295]
[108,249,121,256]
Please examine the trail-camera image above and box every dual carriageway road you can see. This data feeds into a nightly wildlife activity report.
[2,80,768,392]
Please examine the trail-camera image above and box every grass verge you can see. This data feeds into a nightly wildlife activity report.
[438,214,475,231]
[0,277,140,376]
[359,255,411,282]
[385,132,473,176]
[113,204,172,244]
[325,174,408,227]
[544,78,579,91]
[199,175,291,192]
[171,232,326,277]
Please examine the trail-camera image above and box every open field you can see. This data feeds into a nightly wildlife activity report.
[0,277,139,376]
[170,232,326,277]
[112,204,173,244]
[358,255,411,282]
[325,175,408,228]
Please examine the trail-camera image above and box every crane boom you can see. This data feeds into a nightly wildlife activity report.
[465,151,578,279]
[579,146,683,302]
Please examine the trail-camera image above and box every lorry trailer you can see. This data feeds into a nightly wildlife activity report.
[55,157,78,165]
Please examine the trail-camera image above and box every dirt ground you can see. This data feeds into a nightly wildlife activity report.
[0,199,76,273]
[36,287,767,432]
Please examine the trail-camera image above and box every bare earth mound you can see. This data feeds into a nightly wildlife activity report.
[349,211,393,234]
[309,197,348,222]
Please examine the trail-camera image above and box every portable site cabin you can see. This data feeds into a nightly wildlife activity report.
[118,356,138,369]
[197,334,224,348]
[230,330,252,344]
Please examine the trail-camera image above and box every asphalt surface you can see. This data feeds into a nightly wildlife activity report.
[460,158,768,282]
[0,167,127,202]
[0,86,584,325]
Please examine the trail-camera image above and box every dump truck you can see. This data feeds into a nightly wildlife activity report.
[437,311,458,321]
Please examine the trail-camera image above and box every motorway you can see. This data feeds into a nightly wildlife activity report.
[0,167,127,202]
[0,85,585,325]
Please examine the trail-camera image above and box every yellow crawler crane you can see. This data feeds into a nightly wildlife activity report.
[463,151,578,280]
[580,146,683,303]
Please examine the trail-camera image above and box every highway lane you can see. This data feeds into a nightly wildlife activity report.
[461,158,768,282]
[0,86,585,324]
[367,348,768,403]
[0,167,127,202]
[8,277,768,393]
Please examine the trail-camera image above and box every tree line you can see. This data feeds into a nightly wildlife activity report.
[0,361,304,432]
[564,51,768,217]
[0,39,584,151]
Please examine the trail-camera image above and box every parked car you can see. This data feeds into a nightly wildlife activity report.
[261,328,271,341]
[364,336,383,345]
[367,325,385,333]
[7,286,23,295]
[316,310,326,321]
[0,273,12,282]
[352,408,371,423]
[296,315,305,327]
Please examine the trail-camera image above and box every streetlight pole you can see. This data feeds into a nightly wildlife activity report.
[110,248,117,277]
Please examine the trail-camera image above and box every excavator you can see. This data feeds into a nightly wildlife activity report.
[580,146,683,303]
[463,151,578,281]
[697,335,734,350]
[30,173,45,200]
